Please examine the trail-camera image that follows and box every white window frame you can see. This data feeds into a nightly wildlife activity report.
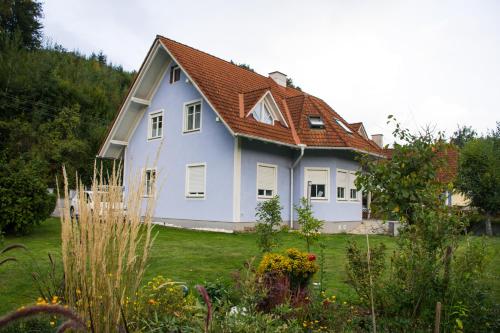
[256,163,278,200]
[148,110,164,140]
[304,167,330,202]
[170,65,181,83]
[336,169,360,202]
[143,168,157,198]
[349,171,360,201]
[183,99,202,133]
[185,163,206,199]
[336,169,348,201]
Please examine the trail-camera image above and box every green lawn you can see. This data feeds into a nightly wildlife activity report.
[1,218,499,314]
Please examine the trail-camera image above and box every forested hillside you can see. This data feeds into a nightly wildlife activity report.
[0,5,133,187]
[0,0,133,233]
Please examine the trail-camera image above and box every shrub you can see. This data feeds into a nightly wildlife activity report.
[345,240,386,306]
[255,195,283,253]
[0,158,55,234]
[258,248,318,310]
[129,275,203,331]
[295,197,324,252]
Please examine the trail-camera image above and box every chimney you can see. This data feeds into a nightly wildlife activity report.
[269,71,287,87]
[371,134,383,148]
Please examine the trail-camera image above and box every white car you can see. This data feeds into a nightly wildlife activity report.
[70,190,126,219]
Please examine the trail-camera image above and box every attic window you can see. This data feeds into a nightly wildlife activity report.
[252,102,274,125]
[308,116,324,129]
[335,119,353,133]
[170,65,181,83]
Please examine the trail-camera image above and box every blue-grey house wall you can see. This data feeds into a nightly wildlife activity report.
[125,61,235,222]
[296,150,362,222]
[239,139,295,222]
[238,143,362,224]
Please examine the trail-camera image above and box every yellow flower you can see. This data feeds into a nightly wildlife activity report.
[50,321,56,327]
[51,296,59,304]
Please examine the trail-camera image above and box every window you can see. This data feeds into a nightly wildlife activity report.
[335,119,353,133]
[336,170,348,200]
[170,65,181,83]
[305,168,329,200]
[252,102,274,125]
[184,101,202,132]
[144,169,156,197]
[308,116,324,129]
[349,171,358,200]
[337,169,359,201]
[148,111,163,140]
[186,164,206,198]
[257,164,277,199]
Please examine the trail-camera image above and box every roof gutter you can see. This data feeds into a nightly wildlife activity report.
[290,144,306,228]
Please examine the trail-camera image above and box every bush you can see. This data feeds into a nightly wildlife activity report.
[345,240,386,306]
[295,197,324,252]
[257,248,318,310]
[0,158,55,234]
[129,275,204,331]
[255,196,284,253]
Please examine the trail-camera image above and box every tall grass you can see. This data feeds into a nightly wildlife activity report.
[59,163,156,332]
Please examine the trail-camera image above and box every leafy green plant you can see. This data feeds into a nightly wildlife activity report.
[345,240,386,306]
[0,157,55,235]
[354,117,498,331]
[255,195,283,253]
[295,197,324,252]
[456,123,500,235]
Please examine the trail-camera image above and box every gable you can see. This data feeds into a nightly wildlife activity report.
[246,91,288,127]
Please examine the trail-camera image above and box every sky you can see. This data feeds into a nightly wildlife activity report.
[42,0,500,144]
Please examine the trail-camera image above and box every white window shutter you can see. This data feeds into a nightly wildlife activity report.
[188,165,205,195]
[308,169,327,184]
[349,172,356,191]
[337,170,348,188]
[257,165,275,191]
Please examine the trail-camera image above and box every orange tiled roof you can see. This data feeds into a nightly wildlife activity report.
[158,36,382,154]
[383,145,458,183]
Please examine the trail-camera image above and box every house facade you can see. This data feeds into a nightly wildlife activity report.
[99,36,383,232]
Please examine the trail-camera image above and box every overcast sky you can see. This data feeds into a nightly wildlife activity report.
[42,0,499,144]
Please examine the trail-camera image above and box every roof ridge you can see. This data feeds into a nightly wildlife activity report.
[158,35,310,97]
[242,86,271,94]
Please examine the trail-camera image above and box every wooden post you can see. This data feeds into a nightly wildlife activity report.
[434,301,442,333]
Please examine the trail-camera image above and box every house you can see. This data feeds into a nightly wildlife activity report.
[98,36,384,232]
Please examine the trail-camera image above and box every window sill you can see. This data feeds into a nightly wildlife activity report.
[186,195,205,200]
[147,137,162,141]
[183,129,201,134]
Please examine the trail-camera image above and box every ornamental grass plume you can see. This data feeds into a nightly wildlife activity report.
[59,163,156,332]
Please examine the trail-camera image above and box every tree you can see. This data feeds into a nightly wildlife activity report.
[451,125,476,148]
[357,116,451,224]
[0,156,55,234]
[456,123,500,235]
[353,118,496,331]
[295,197,323,252]
[255,196,283,253]
[286,77,301,91]
[0,0,43,50]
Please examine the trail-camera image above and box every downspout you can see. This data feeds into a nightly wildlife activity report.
[290,144,306,228]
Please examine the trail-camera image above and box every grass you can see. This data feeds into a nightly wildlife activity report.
[1,218,499,314]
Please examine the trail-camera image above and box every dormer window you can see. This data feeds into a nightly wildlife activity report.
[252,102,274,125]
[335,119,353,133]
[309,116,324,129]
[170,65,181,83]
